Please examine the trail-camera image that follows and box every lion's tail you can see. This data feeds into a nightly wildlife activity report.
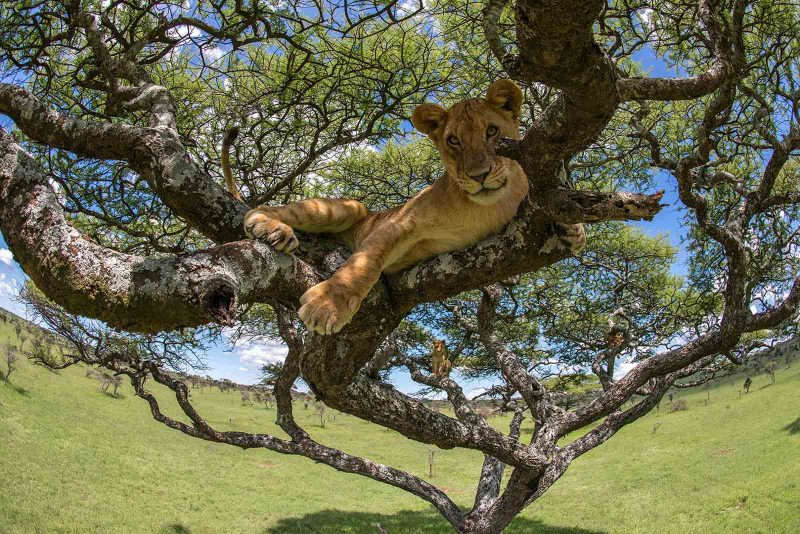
[221,127,242,201]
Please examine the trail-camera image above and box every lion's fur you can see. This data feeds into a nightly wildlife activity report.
[431,340,452,377]
[227,80,576,334]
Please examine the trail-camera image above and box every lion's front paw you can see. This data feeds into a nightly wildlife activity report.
[244,212,299,253]
[298,280,363,335]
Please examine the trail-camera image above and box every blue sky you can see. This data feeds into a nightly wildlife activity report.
[0,42,688,393]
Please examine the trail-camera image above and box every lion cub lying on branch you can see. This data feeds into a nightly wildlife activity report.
[224,80,585,334]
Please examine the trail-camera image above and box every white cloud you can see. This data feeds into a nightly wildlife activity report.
[237,341,288,366]
[397,0,423,16]
[638,8,653,27]
[0,281,13,296]
[0,275,22,317]
[466,386,489,400]
[0,248,13,266]
[238,367,249,372]
[166,24,201,40]
[614,359,637,380]
[0,272,17,297]
[202,46,226,64]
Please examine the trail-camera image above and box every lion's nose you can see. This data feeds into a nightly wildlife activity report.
[468,167,492,184]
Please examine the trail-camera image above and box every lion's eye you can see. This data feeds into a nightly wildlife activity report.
[486,125,499,138]
[447,135,460,147]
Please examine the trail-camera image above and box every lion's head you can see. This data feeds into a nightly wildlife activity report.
[411,80,523,205]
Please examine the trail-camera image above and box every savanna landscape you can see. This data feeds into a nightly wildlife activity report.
[1,308,798,533]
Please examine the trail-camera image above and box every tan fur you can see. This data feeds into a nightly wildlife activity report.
[222,128,242,201]
[229,80,578,334]
[431,340,452,377]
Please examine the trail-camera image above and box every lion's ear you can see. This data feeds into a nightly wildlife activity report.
[486,79,522,118]
[412,104,448,135]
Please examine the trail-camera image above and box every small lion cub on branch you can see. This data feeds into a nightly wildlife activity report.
[224,80,585,334]
[431,340,452,378]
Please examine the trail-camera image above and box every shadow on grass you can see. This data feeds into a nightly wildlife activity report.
[1,381,30,396]
[102,391,125,400]
[264,509,605,534]
[783,416,800,435]
[161,524,191,534]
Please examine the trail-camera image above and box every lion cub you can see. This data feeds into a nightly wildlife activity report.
[228,80,585,334]
[431,340,452,378]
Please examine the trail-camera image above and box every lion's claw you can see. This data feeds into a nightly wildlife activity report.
[244,213,299,253]
[298,280,362,335]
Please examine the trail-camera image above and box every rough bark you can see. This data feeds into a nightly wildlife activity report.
[0,130,319,332]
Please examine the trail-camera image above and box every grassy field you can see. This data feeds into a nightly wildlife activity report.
[1,312,799,533]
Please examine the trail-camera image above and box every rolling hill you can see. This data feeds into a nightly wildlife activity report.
[1,306,798,533]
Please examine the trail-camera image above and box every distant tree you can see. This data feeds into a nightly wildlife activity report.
[107,375,123,397]
[765,362,777,384]
[670,399,689,412]
[427,447,437,478]
[241,391,252,406]
[261,392,274,410]
[314,402,327,428]
[4,346,18,383]
[743,377,753,393]
[17,332,28,351]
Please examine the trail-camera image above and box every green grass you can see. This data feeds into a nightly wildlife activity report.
[1,315,799,533]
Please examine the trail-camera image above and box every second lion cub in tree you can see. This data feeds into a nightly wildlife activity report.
[227,80,585,334]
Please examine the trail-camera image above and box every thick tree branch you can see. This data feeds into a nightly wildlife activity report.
[311,372,549,469]
[405,358,485,426]
[477,286,553,425]
[0,83,146,161]
[0,122,664,336]
[618,0,744,102]
[0,130,318,332]
[482,0,510,67]
[390,193,663,305]
[744,278,800,332]
[0,83,247,243]
[470,410,524,519]
[617,61,733,102]
[503,0,619,191]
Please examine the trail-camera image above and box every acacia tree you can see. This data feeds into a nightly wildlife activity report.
[1,1,799,533]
